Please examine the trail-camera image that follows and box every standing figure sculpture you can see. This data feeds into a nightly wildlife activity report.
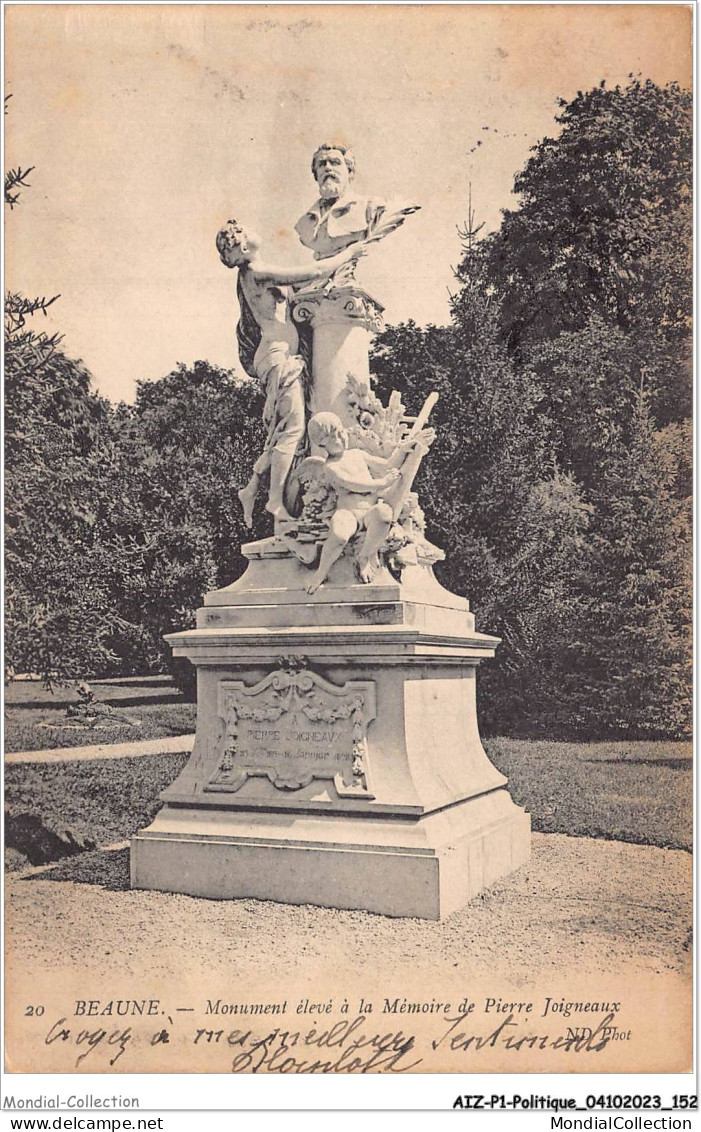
[216,220,365,525]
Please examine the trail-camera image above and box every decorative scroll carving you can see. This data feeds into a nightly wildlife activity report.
[290,286,384,334]
[207,658,376,798]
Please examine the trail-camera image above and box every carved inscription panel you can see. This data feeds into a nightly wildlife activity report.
[206,660,376,798]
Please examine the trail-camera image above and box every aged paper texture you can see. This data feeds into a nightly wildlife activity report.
[4,3,693,1080]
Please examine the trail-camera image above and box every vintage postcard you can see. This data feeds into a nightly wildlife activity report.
[3,1,693,1090]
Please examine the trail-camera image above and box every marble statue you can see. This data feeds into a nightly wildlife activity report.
[216,219,366,524]
[216,148,432,589]
[133,141,531,921]
[300,411,435,592]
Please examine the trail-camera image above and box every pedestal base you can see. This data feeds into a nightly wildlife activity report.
[131,549,531,920]
[131,790,530,920]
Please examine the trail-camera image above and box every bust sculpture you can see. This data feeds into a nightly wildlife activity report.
[290,144,421,416]
[294,143,386,268]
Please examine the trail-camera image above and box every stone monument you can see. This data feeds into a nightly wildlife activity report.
[131,143,530,919]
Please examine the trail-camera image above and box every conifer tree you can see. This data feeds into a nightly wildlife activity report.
[570,394,691,736]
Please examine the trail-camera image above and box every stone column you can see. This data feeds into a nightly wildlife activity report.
[291,286,384,415]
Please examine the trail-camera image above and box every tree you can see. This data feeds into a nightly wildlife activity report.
[4,95,63,407]
[464,77,692,423]
[4,95,35,210]
[476,471,593,736]
[371,287,592,735]
[523,317,648,491]
[130,359,267,585]
[5,97,265,686]
[566,395,691,736]
[5,354,255,683]
[5,339,127,682]
[4,106,121,682]
[94,360,266,681]
[438,77,692,737]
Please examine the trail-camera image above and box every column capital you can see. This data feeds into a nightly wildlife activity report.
[290,285,385,333]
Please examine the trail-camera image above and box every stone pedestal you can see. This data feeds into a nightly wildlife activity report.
[131,544,530,919]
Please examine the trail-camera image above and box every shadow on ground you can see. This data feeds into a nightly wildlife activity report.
[5,812,97,865]
[18,846,131,892]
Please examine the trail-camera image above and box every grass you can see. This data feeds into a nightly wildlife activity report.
[4,676,196,752]
[4,736,692,871]
[5,752,191,866]
[485,737,692,852]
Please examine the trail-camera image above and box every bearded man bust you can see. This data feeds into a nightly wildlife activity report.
[294,143,385,262]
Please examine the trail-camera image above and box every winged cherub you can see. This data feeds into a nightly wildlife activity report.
[301,412,435,593]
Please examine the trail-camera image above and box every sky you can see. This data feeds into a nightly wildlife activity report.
[4,3,692,403]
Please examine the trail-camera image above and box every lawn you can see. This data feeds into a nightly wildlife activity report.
[5,751,191,866]
[485,737,692,852]
[4,733,692,870]
[4,676,196,752]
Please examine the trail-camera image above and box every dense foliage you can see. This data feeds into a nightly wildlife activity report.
[5,354,268,682]
[5,77,691,736]
[371,77,691,737]
[467,78,692,423]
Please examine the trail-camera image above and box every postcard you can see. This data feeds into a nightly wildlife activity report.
[4,2,693,1090]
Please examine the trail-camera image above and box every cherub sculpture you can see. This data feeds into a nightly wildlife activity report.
[216,220,366,525]
[298,410,436,593]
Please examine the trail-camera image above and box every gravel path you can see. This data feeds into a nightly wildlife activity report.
[6,832,691,982]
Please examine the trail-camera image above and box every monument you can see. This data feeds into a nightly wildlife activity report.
[131,143,530,919]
